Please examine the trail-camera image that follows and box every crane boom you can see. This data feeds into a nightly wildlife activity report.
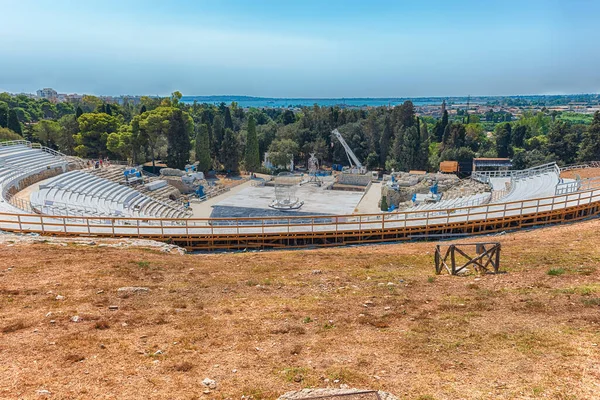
[332,129,363,170]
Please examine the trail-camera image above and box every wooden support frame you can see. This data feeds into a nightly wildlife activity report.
[435,242,501,275]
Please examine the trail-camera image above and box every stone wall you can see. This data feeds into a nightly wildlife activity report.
[6,166,65,199]
[381,172,460,208]
[336,173,372,187]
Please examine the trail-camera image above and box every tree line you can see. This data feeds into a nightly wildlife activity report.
[1,91,599,174]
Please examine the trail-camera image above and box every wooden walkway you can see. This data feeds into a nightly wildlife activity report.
[0,187,599,251]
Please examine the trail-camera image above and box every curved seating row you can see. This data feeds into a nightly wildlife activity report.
[0,144,69,213]
[30,170,189,219]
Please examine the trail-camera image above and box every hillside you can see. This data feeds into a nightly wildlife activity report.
[1,220,600,399]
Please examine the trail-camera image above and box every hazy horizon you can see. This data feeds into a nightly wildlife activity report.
[1,0,599,97]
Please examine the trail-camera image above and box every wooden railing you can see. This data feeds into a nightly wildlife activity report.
[0,187,598,251]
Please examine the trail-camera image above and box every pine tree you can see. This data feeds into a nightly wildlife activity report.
[0,102,8,128]
[140,105,147,114]
[105,104,112,116]
[221,128,239,173]
[244,115,260,172]
[195,124,212,173]
[7,109,22,134]
[75,106,83,118]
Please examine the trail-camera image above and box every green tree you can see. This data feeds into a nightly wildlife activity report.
[380,115,393,168]
[106,125,134,161]
[579,111,600,162]
[0,102,8,128]
[57,115,79,155]
[221,128,239,172]
[33,120,61,148]
[195,124,212,173]
[547,121,579,164]
[224,107,234,130]
[212,114,224,161]
[165,108,193,170]
[434,110,449,142]
[282,109,295,125]
[268,138,299,169]
[75,112,119,157]
[0,127,23,141]
[495,123,512,158]
[75,106,83,118]
[244,115,260,172]
[380,195,388,212]
[400,125,421,171]
[7,109,22,134]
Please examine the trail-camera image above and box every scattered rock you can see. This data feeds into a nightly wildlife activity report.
[99,344,106,349]
[117,287,150,296]
[154,350,163,355]
[45,312,53,318]
[55,295,65,301]
[312,269,322,275]
[96,290,104,294]
[202,377,217,389]
[70,316,81,323]
[49,320,56,324]
[108,305,119,311]
[37,389,51,396]
[278,388,399,400]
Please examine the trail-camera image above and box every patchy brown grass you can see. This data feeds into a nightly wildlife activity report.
[1,219,600,399]
[561,167,600,180]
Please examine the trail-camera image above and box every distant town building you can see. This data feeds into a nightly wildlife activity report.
[36,88,58,101]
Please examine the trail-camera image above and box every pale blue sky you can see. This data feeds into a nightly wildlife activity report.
[0,0,598,97]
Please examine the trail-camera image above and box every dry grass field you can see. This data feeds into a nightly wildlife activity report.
[1,219,600,399]
[561,167,600,180]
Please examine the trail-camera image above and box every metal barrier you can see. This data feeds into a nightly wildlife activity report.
[555,176,600,196]
[472,162,559,183]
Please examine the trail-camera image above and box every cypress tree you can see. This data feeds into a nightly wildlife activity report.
[419,122,430,170]
[75,106,83,118]
[224,107,234,130]
[380,195,388,212]
[140,105,147,114]
[166,108,192,170]
[195,124,212,173]
[442,122,452,146]
[105,104,112,115]
[7,109,22,134]
[244,115,260,172]
[212,114,224,160]
[380,115,393,168]
[0,102,8,128]
[495,123,512,158]
[221,128,239,173]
